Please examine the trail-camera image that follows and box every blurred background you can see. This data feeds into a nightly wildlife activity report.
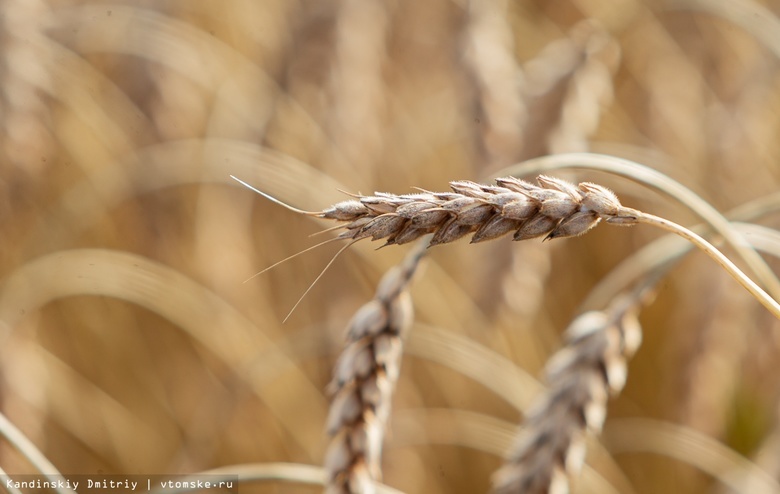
[1,0,780,492]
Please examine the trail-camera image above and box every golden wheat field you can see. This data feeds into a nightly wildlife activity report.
[2,0,780,493]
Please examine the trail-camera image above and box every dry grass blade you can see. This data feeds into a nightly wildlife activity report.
[0,412,75,494]
[0,468,24,494]
[495,152,780,302]
[604,419,780,494]
[2,341,163,468]
[491,297,643,494]
[0,248,327,459]
[391,409,628,494]
[325,240,427,494]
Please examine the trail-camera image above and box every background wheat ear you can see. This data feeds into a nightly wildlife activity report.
[491,294,643,494]
[324,239,427,494]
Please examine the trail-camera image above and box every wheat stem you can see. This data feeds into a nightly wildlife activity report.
[494,152,780,301]
[0,412,75,494]
[579,191,780,312]
[633,211,780,319]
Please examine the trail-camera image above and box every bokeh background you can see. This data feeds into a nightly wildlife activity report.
[1,0,780,492]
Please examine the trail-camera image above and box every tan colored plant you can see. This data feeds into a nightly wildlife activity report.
[324,241,426,494]
[491,296,642,494]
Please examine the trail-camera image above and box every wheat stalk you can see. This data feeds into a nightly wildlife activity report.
[491,296,643,494]
[324,240,426,494]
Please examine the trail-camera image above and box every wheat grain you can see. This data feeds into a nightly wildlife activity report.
[491,297,643,494]
[324,240,426,494]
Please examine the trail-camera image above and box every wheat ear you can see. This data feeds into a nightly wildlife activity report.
[324,240,427,494]
[305,175,636,245]
[232,174,780,318]
[492,296,643,494]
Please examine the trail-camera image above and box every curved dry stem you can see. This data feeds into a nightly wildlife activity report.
[0,412,75,494]
[582,224,780,313]
[581,190,780,311]
[604,418,780,494]
[633,211,780,319]
[409,324,542,413]
[494,152,780,302]
[4,341,163,467]
[392,409,627,494]
[0,248,327,459]
[0,467,24,494]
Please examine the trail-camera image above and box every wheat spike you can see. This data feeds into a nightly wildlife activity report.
[234,173,780,319]
[491,297,643,494]
[324,240,426,494]
[313,176,638,248]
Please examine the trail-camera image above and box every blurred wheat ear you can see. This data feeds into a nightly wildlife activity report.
[324,239,426,494]
[491,295,643,494]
